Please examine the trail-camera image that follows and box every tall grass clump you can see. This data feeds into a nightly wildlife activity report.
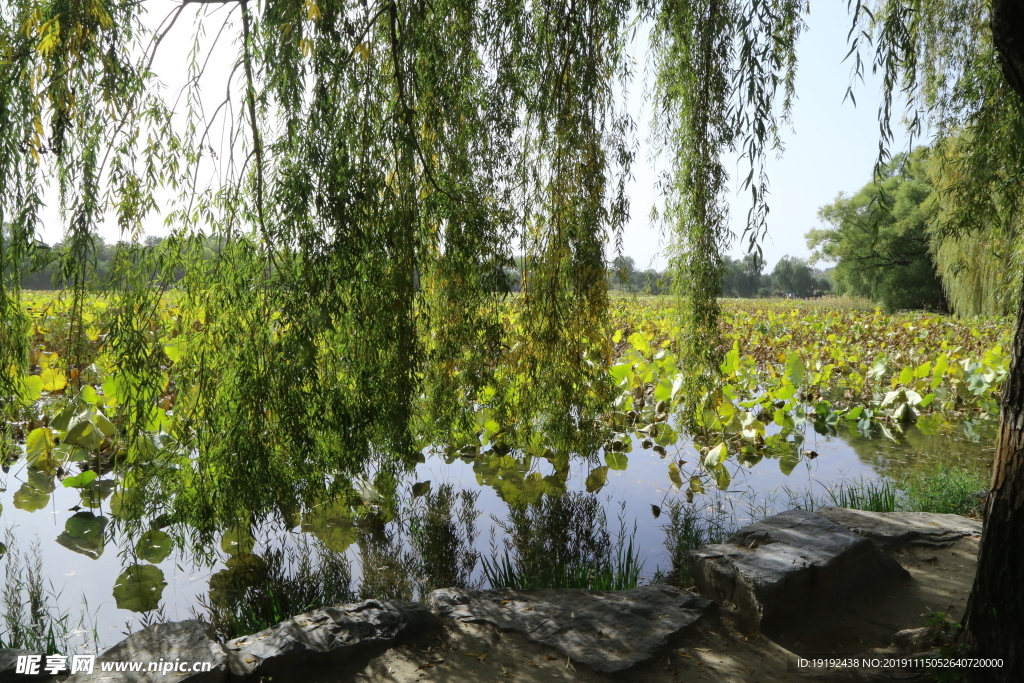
[814,467,987,517]
[481,493,642,591]
[406,484,480,594]
[0,531,72,654]
[662,500,733,588]
[201,535,354,640]
[822,478,900,512]
[896,466,988,517]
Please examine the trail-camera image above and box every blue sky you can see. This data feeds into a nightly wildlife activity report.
[622,2,912,272]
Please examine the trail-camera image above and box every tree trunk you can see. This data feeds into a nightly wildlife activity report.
[959,2,1024,678]
[961,286,1024,675]
[991,0,1024,97]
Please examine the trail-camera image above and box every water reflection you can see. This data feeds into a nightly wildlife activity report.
[0,418,994,651]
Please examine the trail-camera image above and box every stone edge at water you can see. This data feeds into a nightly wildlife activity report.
[223,599,439,680]
[427,583,713,673]
[64,620,228,683]
[687,509,911,633]
[0,649,49,683]
[816,507,983,551]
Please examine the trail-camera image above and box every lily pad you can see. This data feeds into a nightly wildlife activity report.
[220,526,256,556]
[25,427,55,459]
[779,452,800,476]
[27,469,56,493]
[585,466,608,493]
[79,479,117,508]
[62,470,98,488]
[65,419,103,451]
[113,564,166,612]
[13,483,49,512]
[56,512,107,560]
[653,423,678,447]
[300,499,358,553]
[135,529,173,564]
[605,451,628,471]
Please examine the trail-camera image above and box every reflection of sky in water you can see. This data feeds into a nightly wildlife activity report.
[0,420,994,652]
[0,474,212,652]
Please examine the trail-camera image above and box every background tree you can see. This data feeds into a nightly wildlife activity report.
[770,255,818,298]
[807,149,946,312]
[720,252,764,297]
[608,255,674,294]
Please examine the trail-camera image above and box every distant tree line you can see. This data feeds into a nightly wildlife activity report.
[605,254,830,298]
[14,234,833,302]
[7,235,221,290]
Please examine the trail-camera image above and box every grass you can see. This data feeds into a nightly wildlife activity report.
[480,494,644,591]
[815,466,987,517]
[821,478,901,512]
[897,466,988,517]
[660,499,733,588]
[0,530,75,654]
[199,534,354,640]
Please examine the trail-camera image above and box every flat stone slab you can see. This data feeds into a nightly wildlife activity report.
[65,621,227,683]
[817,507,983,551]
[688,510,909,633]
[427,584,712,672]
[0,649,50,683]
[225,600,439,679]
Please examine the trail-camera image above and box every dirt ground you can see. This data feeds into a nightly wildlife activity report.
[311,538,979,683]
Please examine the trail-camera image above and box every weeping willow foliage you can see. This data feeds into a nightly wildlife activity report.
[893,0,1024,320]
[4,0,1018,544]
[847,0,1024,292]
[644,0,803,421]
[1,0,642,538]
[928,133,1024,317]
[930,229,1021,317]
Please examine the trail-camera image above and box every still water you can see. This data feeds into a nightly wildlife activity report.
[0,420,993,652]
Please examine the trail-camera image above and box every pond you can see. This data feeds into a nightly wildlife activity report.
[0,417,993,653]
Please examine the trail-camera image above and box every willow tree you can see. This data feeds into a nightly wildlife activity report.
[2,0,1024,674]
[1,0,639,532]
[929,133,1023,317]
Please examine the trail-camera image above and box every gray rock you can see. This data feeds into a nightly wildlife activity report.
[225,599,439,679]
[427,584,712,673]
[817,507,983,551]
[688,510,910,633]
[65,620,227,683]
[0,649,50,682]
[891,627,936,653]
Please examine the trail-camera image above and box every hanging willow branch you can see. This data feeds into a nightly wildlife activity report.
[644,0,804,424]
[0,0,637,537]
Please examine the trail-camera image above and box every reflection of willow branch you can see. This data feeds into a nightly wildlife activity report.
[239,0,276,274]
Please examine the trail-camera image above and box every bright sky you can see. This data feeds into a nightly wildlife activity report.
[37,1,911,274]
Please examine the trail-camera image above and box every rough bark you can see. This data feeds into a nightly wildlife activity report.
[961,308,1024,678]
[959,7,1024,679]
[991,0,1024,98]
